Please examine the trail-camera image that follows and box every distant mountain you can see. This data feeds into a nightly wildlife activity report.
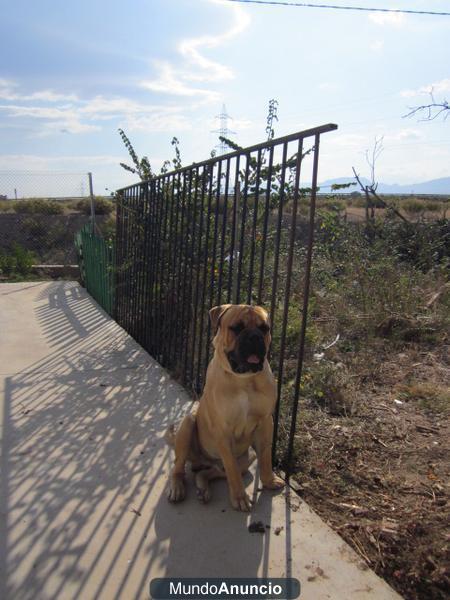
[318,176,450,195]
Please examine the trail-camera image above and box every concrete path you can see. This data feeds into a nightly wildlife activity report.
[0,282,402,600]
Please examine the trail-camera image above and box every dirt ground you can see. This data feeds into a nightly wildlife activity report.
[292,342,449,600]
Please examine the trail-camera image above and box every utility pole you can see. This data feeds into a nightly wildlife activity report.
[211,104,236,155]
[88,172,95,232]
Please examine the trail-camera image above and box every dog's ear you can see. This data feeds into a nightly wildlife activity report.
[209,304,232,334]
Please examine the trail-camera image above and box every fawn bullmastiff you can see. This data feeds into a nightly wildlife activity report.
[166,304,284,511]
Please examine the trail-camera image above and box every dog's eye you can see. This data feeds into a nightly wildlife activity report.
[229,322,244,335]
[258,323,270,334]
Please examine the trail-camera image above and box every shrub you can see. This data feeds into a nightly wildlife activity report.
[0,200,15,213]
[13,199,64,214]
[0,243,35,276]
[97,214,117,241]
[76,197,114,215]
[402,199,425,214]
[423,201,441,213]
[380,219,450,271]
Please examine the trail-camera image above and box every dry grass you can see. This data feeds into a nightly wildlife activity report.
[274,219,450,599]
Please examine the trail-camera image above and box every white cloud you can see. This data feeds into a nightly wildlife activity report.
[318,82,339,92]
[0,154,125,170]
[39,120,101,136]
[0,79,78,102]
[232,118,253,131]
[140,0,250,100]
[141,61,220,101]
[400,78,450,98]
[0,84,199,135]
[179,0,251,82]
[28,90,79,102]
[370,39,384,52]
[369,12,406,27]
[0,103,100,135]
[79,95,182,119]
[123,112,192,133]
[384,128,421,142]
[327,133,366,148]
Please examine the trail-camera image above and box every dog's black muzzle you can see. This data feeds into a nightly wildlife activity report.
[227,328,267,374]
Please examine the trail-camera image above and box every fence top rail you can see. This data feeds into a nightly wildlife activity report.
[117,123,338,192]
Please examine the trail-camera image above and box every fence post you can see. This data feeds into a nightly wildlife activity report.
[88,172,95,232]
[232,184,240,302]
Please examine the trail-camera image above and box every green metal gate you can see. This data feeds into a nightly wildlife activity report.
[75,224,115,316]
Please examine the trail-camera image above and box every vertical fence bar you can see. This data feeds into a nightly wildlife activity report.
[182,167,201,386]
[139,182,151,348]
[172,171,188,368]
[272,138,304,462]
[114,193,122,322]
[161,174,177,365]
[147,179,160,352]
[257,146,274,305]
[181,167,198,383]
[269,142,288,331]
[167,171,183,369]
[189,166,208,389]
[155,178,170,362]
[247,149,262,304]
[141,182,153,351]
[204,160,223,373]
[216,157,231,306]
[235,154,250,304]
[196,163,215,393]
[135,183,146,346]
[285,133,321,472]
[227,155,240,303]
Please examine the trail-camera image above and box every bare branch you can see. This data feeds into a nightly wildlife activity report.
[365,136,384,188]
[403,89,449,121]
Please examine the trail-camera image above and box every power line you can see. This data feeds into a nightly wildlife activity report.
[222,0,450,17]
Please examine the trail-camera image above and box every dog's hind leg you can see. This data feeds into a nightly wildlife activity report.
[167,412,196,503]
[195,449,256,504]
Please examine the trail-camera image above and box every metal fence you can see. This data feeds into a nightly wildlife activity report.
[0,171,107,266]
[75,223,115,315]
[115,123,337,469]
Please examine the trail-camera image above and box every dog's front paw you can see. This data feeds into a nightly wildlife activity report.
[230,490,252,512]
[167,474,186,503]
[262,474,285,490]
[195,472,212,504]
[196,487,211,504]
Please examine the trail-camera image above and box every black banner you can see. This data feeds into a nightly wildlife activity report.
[150,578,301,599]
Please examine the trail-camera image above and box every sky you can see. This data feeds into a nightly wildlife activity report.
[0,0,449,196]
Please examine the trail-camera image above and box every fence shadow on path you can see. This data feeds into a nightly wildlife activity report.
[0,282,291,600]
[0,283,182,599]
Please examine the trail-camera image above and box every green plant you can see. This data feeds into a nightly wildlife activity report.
[396,382,449,414]
[423,201,441,213]
[0,200,15,213]
[402,198,426,214]
[0,243,35,276]
[76,197,114,215]
[13,199,64,214]
[118,128,153,180]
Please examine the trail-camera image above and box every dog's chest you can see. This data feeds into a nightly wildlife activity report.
[231,388,270,440]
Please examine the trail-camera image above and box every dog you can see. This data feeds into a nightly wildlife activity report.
[166,304,284,511]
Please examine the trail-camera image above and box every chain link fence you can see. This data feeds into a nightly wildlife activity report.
[0,171,114,269]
